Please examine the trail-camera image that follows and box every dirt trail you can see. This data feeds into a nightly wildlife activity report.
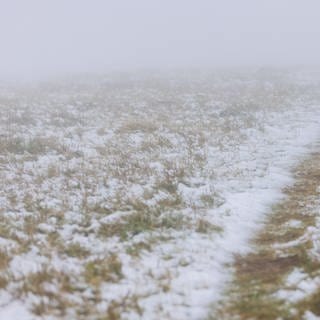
[210,150,320,320]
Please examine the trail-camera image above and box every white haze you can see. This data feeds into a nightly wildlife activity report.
[1,0,320,80]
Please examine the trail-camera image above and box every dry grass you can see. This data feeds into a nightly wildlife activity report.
[84,254,123,285]
[0,250,11,270]
[98,210,187,240]
[195,218,223,234]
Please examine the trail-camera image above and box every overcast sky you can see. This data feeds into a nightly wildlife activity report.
[1,0,320,80]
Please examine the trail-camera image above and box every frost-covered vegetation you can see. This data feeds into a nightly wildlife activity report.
[0,69,320,319]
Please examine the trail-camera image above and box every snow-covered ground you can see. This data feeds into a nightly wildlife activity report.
[211,138,320,319]
[0,69,320,319]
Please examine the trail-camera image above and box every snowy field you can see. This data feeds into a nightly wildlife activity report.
[0,69,320,319]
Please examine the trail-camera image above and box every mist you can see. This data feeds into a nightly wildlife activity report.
[1,0,320,81]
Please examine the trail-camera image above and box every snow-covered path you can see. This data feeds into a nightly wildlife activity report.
[212,142,320,319]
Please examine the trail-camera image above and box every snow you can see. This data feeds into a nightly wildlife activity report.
[0,300,34,320]
[0,70,320,319]
[277,268,320,303]
[304,311,320,320]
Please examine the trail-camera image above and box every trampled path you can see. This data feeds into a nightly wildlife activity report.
[209,147,320,319]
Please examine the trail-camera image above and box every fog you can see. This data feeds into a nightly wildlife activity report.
[1,0,320,80]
